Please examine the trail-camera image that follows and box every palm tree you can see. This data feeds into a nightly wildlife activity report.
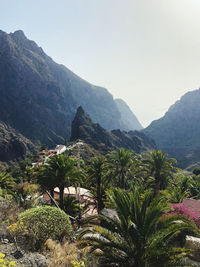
[108,148,134,189]
[78,188,198,267]
[162,174,192,203]
[35,165,57,204]
[44,154,83,209]
[86,156,110,213]
[143,149,177,197]
[0,172,15,194]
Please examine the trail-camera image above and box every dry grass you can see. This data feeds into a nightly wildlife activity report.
[45,239,79,267]
[45,239,98,267]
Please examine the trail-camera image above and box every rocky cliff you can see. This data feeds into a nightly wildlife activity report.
[0,122,35,162]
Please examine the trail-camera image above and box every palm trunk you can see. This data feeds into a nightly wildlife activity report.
[50,188,54,205]
[154,173,161,197]
[59,184,64,210]
[121,171,125,189]
[97,175,104,213]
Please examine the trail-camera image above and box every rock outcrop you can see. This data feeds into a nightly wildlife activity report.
[0,122,35,162]
[70,106,156,154]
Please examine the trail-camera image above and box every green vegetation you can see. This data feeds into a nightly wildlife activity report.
[78,188,197,266]
[18,206,72,249]
[108,148,133,189]
[36,153,83,209]
[86,156,109,213]
[142,149,177,197]
[63,195,82,218]
[0,172,15,197]
[1,146,200,266]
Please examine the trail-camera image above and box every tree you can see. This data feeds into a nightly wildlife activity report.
[86,156,110,213]
[38,154,83,209]
[108,148,134,189]
[162,174,192,203]
[78,188,198,267]
[35,165,56,205]
[142,150,177,197]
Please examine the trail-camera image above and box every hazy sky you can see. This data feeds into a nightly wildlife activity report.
[1,0,200,127]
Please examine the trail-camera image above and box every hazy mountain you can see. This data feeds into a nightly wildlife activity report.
[143,88,200,168]
[0,29,142,148]
[70,106,156,154]
[115,98,143,130]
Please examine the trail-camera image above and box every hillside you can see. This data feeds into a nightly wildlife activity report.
[143,88,200,168]
[0,121,35,163]
[70,106,155,154]
[0,29,142,148]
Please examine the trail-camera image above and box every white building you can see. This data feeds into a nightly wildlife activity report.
[55,145,67,154]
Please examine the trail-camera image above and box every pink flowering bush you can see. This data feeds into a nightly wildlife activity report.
[169,203,200,228]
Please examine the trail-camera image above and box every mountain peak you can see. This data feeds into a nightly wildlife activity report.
[70,107,155,154]
[12,30,26,39]
[76,106,85,116]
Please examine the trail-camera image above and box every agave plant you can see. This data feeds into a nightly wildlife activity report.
[78,188,198,267]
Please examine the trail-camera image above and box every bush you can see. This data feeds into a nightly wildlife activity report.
[18,206,73,249]
[169,203,200,228]
[0,253,16,266]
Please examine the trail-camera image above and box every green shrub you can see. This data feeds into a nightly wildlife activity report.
[18,206,73,249]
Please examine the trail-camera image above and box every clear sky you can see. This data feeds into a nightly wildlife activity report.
[1,0,200,127]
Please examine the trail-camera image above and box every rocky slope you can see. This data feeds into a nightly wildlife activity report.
[0,122,35,163]
[70,107,155,154]
[0,29,142,148]
[143,89,200,168]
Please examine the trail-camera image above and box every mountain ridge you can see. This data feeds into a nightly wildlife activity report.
[0,29,142,148]
[143,88,200,168]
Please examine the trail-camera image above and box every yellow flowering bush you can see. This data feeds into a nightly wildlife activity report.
[0,253,16,266]
[7,221,27,244]
[71,259,86,267]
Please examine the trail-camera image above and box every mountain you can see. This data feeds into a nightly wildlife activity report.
[0,29,142,148]
[115,99,143,130]
[70,106,156,154]
[0,121,35,163]
[143,89,200,168]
